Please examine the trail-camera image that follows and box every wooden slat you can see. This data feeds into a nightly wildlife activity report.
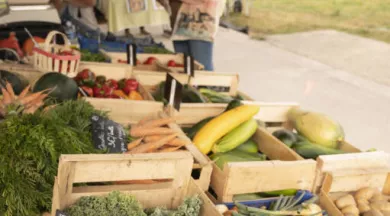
[224,160,316,196]
[78,62,133,79]
[242,101,299,123]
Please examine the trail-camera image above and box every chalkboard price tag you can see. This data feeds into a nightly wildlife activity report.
[184,55,195,77]
[126,44,137,66]
[91,114,127,153]
[56,210,69,216]
[164,73,183,111]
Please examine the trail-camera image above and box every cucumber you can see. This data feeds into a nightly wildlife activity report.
[182,86,209,103]
[186,117,213,139]
[272,129,298,147]
[212,119,258,153]
[235,139,258,153]
[293,140,345,159]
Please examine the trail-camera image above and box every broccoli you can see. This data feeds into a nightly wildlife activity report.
[65,191,146,216]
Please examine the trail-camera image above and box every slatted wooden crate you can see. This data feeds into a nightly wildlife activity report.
[314,151,390,194]
[319,156,390,216]
[100,51,204,71]
[166,103,316,203]
[51,152,221,216]
[86,101,212,192]
[134,71,242,125]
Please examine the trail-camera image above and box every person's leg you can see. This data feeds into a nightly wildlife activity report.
[188,40,214,71]
[173,40,190,56]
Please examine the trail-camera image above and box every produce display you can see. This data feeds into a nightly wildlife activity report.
[334,187,390,216]
[74,69,143,100]
[0,69,28,95]
[127,116,189,153]
[152,82,241,104]
[182,101,265,169]
[218,191,324,216]
[64,191,202,216]
[273,108,346,159]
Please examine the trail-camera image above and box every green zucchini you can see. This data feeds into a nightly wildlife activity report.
[293,140,345,159]
[182,86,209,103]
[272,129,298,147]
[199,88,233,103]
[235,139,258,153]
[225,99,242,112]
[210,150,266,170]
[186,117,213,139]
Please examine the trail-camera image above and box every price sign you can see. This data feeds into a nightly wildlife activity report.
[91,114,127,153]
[164,73,183,111]
[126,44,137,66]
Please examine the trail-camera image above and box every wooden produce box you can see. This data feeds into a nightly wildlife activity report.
[314,151,390,194]
[79,62,156,107]
[0,62,44,84]
[134,71,242,125]
[170,103,318,203]
[319,157,390,216]
[87,101,212,192]
[51,152,221,216]
[101,50,204,71]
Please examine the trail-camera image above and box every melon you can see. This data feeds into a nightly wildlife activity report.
[33,72,78,102]
[0,70,28,95]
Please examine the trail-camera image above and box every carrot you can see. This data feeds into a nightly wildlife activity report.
[167,138,189,147]
[18,85,31,99]
[1,88,11,105]
[137,115,156,126]
[18,91,43,105]
[129,133,178,154]
[139,117,175,128]
[5,82,15,100]
[144,135,162,142]
[130,127,176,137]
[127,138,143,150]
[158,146,183,152]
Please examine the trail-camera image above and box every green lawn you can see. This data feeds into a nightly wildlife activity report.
[226,0,390,42]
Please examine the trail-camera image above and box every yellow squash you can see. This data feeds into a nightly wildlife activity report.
[193,105,260,154]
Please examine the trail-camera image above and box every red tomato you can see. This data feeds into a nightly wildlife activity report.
[167,60,177,67]
[144,57,157,65]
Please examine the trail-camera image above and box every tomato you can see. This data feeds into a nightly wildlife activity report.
[167,60,177,67]
[144,57,157,65]
[76,69,96,87]
[106,79,119,90]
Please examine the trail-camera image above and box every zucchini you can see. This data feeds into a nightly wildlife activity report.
[186,117,213,139]
[210,150,266,170]
[182,85,209,103]
[272,129,298,147]
[212,119,258,153]
[199,88,233,103]
[293,140,345,159]
[225,99,242,111]
[235,139,258,153]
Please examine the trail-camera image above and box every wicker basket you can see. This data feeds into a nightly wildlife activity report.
[32,31,80,77]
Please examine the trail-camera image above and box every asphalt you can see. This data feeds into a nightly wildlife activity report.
[155,28,390,153]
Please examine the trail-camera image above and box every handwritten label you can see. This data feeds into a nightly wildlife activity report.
[164,73,183,111]
[91,114,127,153]
[56,210,69,216]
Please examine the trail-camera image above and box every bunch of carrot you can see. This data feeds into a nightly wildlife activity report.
[0,82,50,116]
[126,116,189,154]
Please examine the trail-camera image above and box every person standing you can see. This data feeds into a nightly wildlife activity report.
[169,0,225,71]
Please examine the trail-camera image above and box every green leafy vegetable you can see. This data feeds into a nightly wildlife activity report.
[145,196,202,216]
[65,191,146,216]
[0,100,103,216]
[80,49,107,62]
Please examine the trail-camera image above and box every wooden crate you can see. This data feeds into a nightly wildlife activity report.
[319,158,390,216]
[0,62,43,83]
[134,70,242,125]
[168,103,318,203]
[80,62,155,106]
[314,151,390,194]
[51,152,221,216]
[87,101,212,192]
[101,50,204,70]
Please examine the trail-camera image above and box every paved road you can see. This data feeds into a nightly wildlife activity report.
[157,28,390,152]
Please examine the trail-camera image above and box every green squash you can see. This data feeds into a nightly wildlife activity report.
[33,72,78,102]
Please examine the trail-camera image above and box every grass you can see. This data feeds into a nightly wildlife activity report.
[225,0,390,42]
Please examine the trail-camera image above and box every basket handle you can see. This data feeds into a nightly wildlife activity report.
[44,31,70,49]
